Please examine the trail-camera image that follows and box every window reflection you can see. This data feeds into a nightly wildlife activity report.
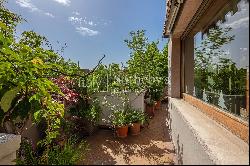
[191,0,249,120]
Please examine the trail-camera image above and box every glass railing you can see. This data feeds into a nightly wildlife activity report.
[192,87,248,121]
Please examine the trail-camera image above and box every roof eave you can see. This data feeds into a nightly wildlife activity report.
[163,0,184,38]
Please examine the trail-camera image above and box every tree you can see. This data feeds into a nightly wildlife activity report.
[194,27,237,93]
[124,30,168,100]
[0,1,87,164]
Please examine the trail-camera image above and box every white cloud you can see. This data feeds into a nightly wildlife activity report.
[68,16,97,26]
[16,0,55,18]
[76,27,99,36]
[16,0,39,12]
[52,0,71,6]
[45,12,55,18]
[239,52,249,68]
[72,11,80,16]
[223,1,249,29]
[240,47,248,51]
[224,17,249,29]
[68,16,83,24]
[88,21,97,26]
[68,15,109,37]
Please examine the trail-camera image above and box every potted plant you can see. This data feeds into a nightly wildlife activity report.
[153,91,163,110]
[111,110,129,138]
[148,84,163,110]
[144,97,155,117]
[127,108,146,135]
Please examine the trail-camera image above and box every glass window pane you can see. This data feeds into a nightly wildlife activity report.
[188,0,249,121]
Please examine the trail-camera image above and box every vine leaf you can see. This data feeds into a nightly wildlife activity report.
[0,86,20,113]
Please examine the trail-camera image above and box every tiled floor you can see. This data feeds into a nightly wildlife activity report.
[82,104,176,165]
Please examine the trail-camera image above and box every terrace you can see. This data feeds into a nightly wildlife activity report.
[0,0,249,165]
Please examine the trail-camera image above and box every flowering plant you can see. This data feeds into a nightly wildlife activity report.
[51,76,79,108]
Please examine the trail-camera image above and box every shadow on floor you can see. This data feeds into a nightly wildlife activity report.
[83,103,176,165]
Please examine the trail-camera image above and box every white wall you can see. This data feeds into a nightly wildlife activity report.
[92,92,145,126]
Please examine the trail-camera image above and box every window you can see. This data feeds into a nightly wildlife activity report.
[185,0,249,121]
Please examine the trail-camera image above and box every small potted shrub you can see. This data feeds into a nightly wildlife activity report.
[149,87,163,111]
[127,108,146,135]
[153,91,162,110]
[111,110,129,138]
[145,97,155,117]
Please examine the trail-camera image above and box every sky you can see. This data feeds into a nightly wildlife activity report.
[6,0,168,69]
[194,0,249,69]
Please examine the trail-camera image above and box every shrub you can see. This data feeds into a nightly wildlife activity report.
[16,137,89,165]
[126,108,146,125]
[110,110,129,127]
[46,137,89,165]
[15,138,38,165]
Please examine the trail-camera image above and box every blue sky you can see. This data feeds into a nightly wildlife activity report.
[194,0,249,69]
[6,0,168,69]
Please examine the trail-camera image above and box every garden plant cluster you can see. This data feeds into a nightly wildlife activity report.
[0,1,168,165]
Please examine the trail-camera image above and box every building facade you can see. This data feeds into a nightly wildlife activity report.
[163,0,249,164]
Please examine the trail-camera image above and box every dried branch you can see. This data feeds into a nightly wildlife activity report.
[50,54,106,78]
[85,54,106,77]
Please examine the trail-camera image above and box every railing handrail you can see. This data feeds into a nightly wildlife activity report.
[195,88,245,97]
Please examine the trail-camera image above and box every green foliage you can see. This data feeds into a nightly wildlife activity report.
[83,98,102,124]
[144,97,154,106]
[87,63,139,93]
[15,138,38,165]
[110,106,146,127]
[194,27,246,95]
[45,138,88,165]
[124,30,168,100]
[0,2,90,164]
[126,108,146,124]
[148,83,164,101]
[16,137,89,165]
[110,110,129,127]
[0,0,22,38]
[0,86,20,112]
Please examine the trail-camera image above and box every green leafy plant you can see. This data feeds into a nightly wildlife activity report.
[149,84,164,102]
[15,138,39,165]
[144,97,154,106]
[124,30,168,100]
[110,110,129,127]
[126,108,146,125]
[45,137,88,165]
[0,2,91,164]
[83,98,102,124]
[16,137,89,165]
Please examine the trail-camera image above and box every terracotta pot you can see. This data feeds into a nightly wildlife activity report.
[116,125,128,138]
[130,123,141,135]
[155,101,161,110]
[146,104,154,117]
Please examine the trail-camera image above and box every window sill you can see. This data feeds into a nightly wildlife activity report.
[168,98,249,164]
[182,93,249,143]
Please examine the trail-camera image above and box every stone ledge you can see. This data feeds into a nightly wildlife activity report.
[169,98,249,165]
[0,151,16,165]
[183,93,249,143]
[0,133,21,165]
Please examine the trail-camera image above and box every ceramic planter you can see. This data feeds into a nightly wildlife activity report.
[129,123,141,135]
[115,125,128,138]
[155,101,161,110]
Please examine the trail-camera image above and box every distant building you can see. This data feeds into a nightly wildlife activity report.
[80,69,90,74]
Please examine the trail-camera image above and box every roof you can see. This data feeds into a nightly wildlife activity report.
[163,0,184,38]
